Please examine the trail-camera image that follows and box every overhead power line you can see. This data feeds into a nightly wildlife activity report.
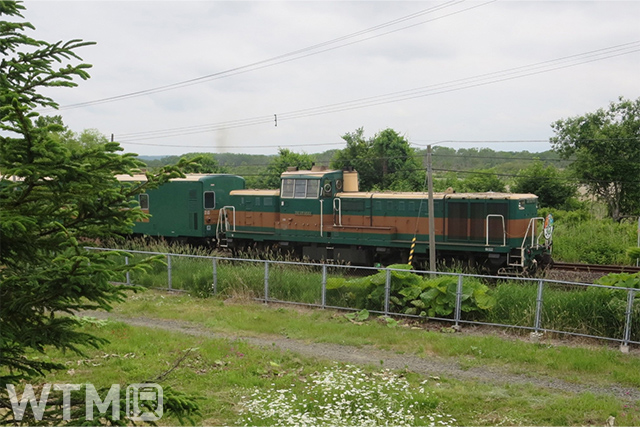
[115,40,640,145]
[56,0,496,110]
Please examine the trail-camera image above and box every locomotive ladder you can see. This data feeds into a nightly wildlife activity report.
[215,206,236,248]
[507,216,545,269]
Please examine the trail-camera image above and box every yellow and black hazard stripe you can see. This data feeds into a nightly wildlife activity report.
[408,236,417,266]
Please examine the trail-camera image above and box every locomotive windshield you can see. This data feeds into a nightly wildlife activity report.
[281,178,320,199]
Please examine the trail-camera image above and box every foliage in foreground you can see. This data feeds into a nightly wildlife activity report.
[0,2,199,423]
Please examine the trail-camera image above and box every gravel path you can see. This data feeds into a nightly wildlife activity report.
[86,311,640,401]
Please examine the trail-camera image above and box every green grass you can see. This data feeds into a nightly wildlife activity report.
[552,218,638,265]
[112,290,640,390]
[14,310,640,426]
[486,280,640,341]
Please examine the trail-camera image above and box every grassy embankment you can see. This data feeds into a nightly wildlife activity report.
[18,289,640,426]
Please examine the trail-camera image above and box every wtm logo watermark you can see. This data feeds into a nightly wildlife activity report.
[6,383,163,422]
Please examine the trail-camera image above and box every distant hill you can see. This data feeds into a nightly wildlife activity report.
[137,148,570,178]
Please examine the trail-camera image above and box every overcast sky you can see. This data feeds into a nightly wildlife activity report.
[22,1,640,157]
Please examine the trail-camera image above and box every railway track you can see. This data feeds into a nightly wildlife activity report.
[552,262,640,274]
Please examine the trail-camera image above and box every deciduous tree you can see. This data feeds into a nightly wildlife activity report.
[459,169,506,193]
[179,152,227,173]
[331,127,424,191]
[551,97,640,221]
[258,147,314,189]
[512,161,576,208]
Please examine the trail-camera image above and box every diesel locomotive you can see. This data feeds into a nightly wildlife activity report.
[119,167,553,273]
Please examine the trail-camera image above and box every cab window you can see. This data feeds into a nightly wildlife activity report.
[282,179,295,198]
[139,194,149,209]
[281,178,320,199]
[204,191,215,209]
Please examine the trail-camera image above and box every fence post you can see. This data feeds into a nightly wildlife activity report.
[321,264,327,309]
[212,258,218,295]
[264,261,269,304]
[621,289,635,353]
[167,255,172,290]
[125,256,131,286]
[454,275,463,326]
[534,279,544,332]
[384,269,391,316]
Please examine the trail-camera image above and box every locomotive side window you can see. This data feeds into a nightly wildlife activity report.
[306,180,320,198]
[282,179,295,198]
[139,194,149,209]
[203,191,215,209]
[294,180,307,198]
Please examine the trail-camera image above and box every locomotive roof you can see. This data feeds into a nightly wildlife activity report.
[337,191,537,200]
[445,192,537,200]
[281,169,341,178]
[230,189,280,196]
[115,173,239,182]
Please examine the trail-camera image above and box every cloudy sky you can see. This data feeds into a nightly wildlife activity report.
[21,1,640,157]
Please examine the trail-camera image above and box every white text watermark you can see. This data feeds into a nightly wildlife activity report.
[5,383,163,422]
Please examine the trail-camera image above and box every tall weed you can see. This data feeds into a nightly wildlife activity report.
[486,278,640,341]
[552,219,637,264]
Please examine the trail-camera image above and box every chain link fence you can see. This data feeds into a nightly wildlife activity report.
[86,247,639,351]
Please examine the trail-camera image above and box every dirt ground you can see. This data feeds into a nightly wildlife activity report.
[85,310,640,401]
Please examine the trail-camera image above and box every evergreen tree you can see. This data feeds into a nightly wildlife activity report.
[0,3,197,422]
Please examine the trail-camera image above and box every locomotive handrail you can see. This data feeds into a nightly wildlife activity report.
[522,216,544,249]
[333,198,342,226]
[223,206,236,231]
[319,199,324,237]
[216,206,236,242]
[485,214,506,246]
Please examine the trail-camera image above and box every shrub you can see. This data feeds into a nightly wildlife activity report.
[326,264,496,318]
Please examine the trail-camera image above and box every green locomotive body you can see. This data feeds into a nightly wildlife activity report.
[118,174,245,242]
[218,167,550,272]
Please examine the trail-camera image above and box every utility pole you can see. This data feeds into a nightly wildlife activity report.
[427,145,436,272]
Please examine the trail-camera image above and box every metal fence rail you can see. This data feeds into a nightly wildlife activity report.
[85,247,639,351]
